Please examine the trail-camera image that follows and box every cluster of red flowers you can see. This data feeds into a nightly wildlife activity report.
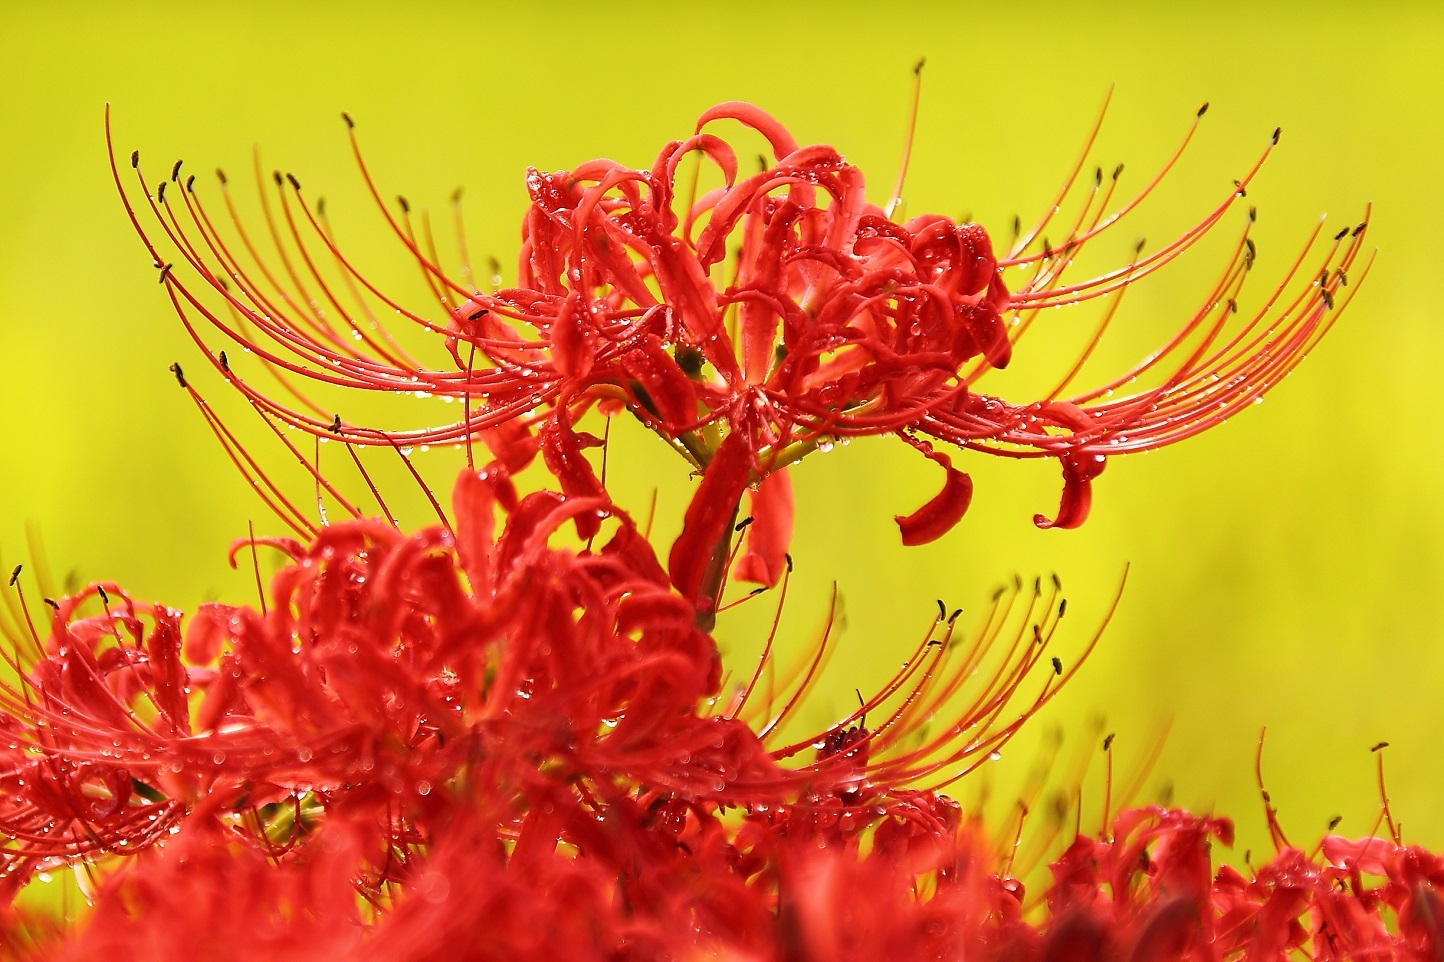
[2,101,1429,960]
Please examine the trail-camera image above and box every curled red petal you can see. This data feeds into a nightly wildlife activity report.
[894,452,973,546]
[1034,455,1102,530]
[478,417,539,476]
[668,432,751,604]
[733,467,794,587]
[695,102,800,160]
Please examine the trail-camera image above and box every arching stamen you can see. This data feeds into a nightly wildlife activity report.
[1254,727,1292,853]
[884,57,926,221]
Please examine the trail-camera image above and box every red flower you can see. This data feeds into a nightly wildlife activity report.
[4,100,1420,961]
[111,100,1369,599]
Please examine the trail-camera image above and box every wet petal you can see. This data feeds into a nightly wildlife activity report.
[894,451,973,546]
[668,432,751,604]
[549,292,595,379]
[539,417,606,538]
[1034,470,1094,530]
[1034,453,1105,530]
[451,467,497,593]
[733,467,794,586]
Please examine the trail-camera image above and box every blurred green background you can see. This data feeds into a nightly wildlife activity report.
[2,0,1441,866]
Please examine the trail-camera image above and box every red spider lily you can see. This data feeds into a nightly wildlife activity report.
[110,97,1371,615]
[7,98,1430,960]
[0,462,1095,955]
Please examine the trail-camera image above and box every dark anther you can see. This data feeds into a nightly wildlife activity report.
[397,195,411,214]
[1012,573,1023,591]
[1103,732,1116,751]
[1093,166,1102,187]
[1371,741,1389,752]
[8,565,19,587]
[749,587,767,596]
[1197,102,1209,117]
[1337,269,1349,287]
[130,149,139,168]
[948,608,962,625]
[1334,227,1350,242]
[468,309,488,321]
[1134,237,1146,256]
[216,168,228,185]
[170,160,183,182]
[169,362,186,387]
[1031,624,1042,643]
[1261,789,1271,803]
[451,186,464,204]
[286,173,301,191]
[991,585,1006,603]
[1041,238,1052,260]
[218,351,229,371]
[1057,598,1067,618]
[784,553,793,574]
[913,57,925,75]
[1051,657,1063,675]
[97,585,109,604]
[1033,575,1042,594]
[271,170,283,187]
[1352,222,1367,236]
[1227,298,1238,314]
[1249,206,1257,222]
[675,345,705,377]
[185,174,195,193]
[1271,127,1281,145]
[1111,163,1124,180]
[329,415,342,434]
[1051,573,1061,590]
[341,111,355,128]
[1233,180,1247,197]
[1011,214,1021,238]
[1244,238,1257,269]
[158,263,174,284]
[43,598,59,611]
[936,599,946,619]
[734,517,755,532]
[1328,815,1343,830]
[156,181,166,204]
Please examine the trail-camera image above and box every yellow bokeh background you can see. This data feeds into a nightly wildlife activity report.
[2,0,1442,870]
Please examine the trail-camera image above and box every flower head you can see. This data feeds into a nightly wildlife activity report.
[112,98,1369,595]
